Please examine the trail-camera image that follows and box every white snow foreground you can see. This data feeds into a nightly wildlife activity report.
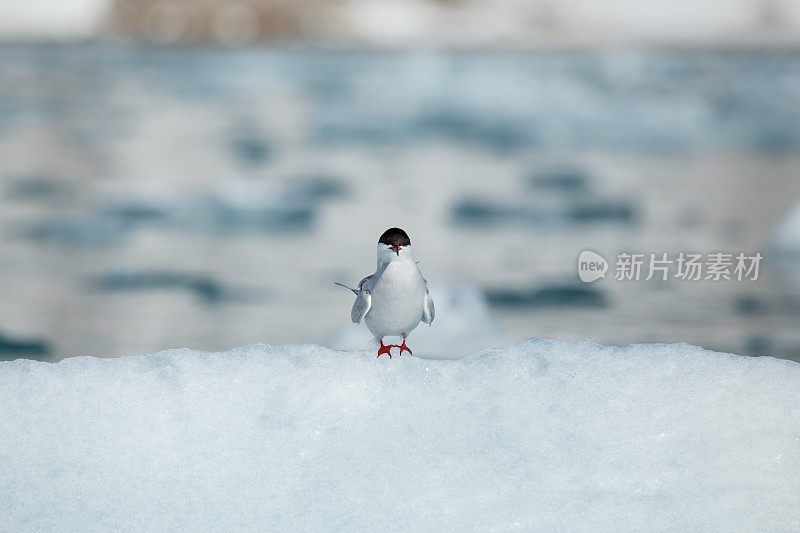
[2,340,799,531]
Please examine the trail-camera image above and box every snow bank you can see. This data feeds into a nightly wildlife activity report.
[2,340,799,530]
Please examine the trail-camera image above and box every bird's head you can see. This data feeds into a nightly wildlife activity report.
[377,227,413,264]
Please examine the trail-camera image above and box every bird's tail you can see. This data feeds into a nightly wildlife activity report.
[334,282,359,295]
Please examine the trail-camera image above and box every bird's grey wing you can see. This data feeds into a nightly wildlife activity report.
[421,288,435,325]
[358,274,374,291]
[370,262,389,286]
[351,289,371,324]
[350,270,382,324]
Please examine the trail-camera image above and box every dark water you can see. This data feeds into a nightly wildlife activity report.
[1,44,800,360]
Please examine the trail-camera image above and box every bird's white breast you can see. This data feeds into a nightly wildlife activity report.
[365,261,426,339]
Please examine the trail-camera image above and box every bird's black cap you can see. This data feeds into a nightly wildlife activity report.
[378,227,411,246]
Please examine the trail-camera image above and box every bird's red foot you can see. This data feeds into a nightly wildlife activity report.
[399,339,412,356]
[377,342,395,359]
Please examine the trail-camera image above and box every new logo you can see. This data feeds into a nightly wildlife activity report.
[578,250,608,283]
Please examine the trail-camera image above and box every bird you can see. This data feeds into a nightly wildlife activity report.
[336,227,434,358]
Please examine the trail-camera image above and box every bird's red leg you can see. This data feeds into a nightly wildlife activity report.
[399,337,412,356]
[377,340,393,359]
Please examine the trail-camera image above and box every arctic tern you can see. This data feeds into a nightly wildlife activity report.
[336,227,434,358]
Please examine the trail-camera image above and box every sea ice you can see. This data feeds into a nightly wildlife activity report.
[1,338,798,530]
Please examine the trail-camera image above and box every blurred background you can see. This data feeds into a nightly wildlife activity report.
[2,0,800,362]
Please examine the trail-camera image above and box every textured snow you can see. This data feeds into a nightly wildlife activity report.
[2,340,799,531]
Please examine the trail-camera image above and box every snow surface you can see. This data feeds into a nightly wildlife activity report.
[2,340,799,531]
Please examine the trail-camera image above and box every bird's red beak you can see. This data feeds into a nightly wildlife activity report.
[390,244,401,255]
